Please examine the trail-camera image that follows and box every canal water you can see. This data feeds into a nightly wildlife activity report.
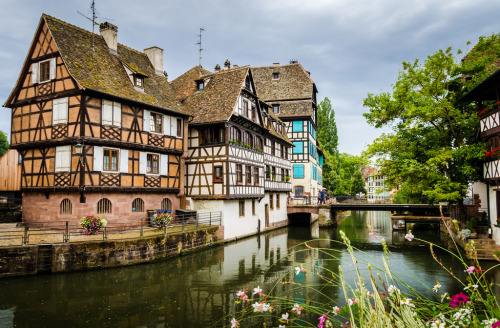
[0,211,496,327]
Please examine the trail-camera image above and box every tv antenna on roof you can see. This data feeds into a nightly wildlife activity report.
[78,0,111,51]
[196,27,205,67]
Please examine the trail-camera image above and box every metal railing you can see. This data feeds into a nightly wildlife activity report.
[0,211,221,247]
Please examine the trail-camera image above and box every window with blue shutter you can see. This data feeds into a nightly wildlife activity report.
[292,141,304,154]
[293,165,304,178]
[292,121,303,132]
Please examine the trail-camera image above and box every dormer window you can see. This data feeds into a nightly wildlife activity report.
[197,81,204,90]
[273,72,279,79]
[273,104,280,114]
[134,75,143,88]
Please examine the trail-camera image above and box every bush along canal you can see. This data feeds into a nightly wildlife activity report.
[0,211,498,327]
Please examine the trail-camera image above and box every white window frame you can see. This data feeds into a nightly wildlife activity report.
[32,58,56,84]
[52,97,69,125]
[139,152,168,176]
[93,146,128,173]
[55,145,71,172]
[102,100,121,127]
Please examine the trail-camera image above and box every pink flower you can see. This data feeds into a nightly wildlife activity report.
[405,233,414,241]
[465,266,475,274]
[230,318,239,328]
[492,320,500,328]
[368,232,377,239]
[449,292,469,308]
[318,312,329,328]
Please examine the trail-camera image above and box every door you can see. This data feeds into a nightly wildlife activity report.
[265,204,269,228]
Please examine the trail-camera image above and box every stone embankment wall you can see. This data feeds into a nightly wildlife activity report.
[0,226,220,278]
[0,203,22,223]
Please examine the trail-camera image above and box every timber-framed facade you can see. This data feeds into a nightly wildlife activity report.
[252,63,324,203]
[171,63,293,239]
[4,15,189,224]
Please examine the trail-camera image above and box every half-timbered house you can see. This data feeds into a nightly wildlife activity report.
[252,62,324,203]
[3,15,189,224]
[461,68,500,245]
[171,62,293,239]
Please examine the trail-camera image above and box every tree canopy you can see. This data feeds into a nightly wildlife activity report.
[363,35,500,203]
[317,97,340,191]
[0,130,8,158]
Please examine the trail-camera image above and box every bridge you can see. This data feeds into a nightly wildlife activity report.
[287,202,448,228]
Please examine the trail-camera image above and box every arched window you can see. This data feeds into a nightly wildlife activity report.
[254,136,263,150]
[244,132,253,147]
[161,198,172,211]
[60,198,72,214]
[132,198,144,212]
[97,198,112,214]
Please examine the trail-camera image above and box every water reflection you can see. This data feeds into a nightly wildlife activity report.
[0,211,493,327]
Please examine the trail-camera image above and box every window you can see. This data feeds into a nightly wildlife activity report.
[254,167,259,185]
[246,166,252,184]
[97,198,112,214]
[252,200,256,215]
[197,81,204,90]
[55,145,71,172]
[161,198,172,211]
[293,164,304,178]
[273,72,279,79]
[254,137,263,151]
[272,167,276,180]
[150,112,163,133]
[201,126,225,145]
[273,104,280,114]
[102,100,121,127]
[251,106,256,121]
[294,186,304,198]
[277,194,280,209]
[132,198,144,212]
[32,58,56,84]
[18,153,22,165]
[103,148,119,172]
[52,97,68,125]
[60,199,72,214]
[270,194,274,210]
[244,132,253,147]
[239,200,245,217]
[236,164,243,183]
[266,165,271,180]
[280,145,284,158]
[176,118,182,137]
[230,126,241,143]
[147,154,159,174]
[134,75,143,88]
[243,100,249,117]
[271,141,275,156]
[214,166,223,183]
[292,121,303,132]
[293,141,304,154]
[281,168,285,181]
[284,146,288,160]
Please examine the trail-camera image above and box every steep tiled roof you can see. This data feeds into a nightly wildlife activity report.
[180,66,249,124]
[277,100,313,118]
[42,14,186,115]
[170,66,212,101]
[252,63,315,101]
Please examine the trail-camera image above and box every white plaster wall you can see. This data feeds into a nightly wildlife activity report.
[486,184,500,245]
[471,182,488,212]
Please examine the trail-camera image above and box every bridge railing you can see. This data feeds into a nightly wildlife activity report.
[333,195,432,204]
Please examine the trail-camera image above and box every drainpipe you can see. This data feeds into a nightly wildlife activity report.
[487,185,492,239]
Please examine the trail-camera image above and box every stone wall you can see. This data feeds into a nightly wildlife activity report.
[0,203,22,223]
[0,226,219,278]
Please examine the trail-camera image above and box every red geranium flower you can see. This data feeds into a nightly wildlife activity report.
[449,292,469,308]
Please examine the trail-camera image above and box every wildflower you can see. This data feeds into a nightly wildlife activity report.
[366,291,374,298]
[295,266,306,275]
[465,266,475,274]
[432,281,441,292]
[281,313,289,323]
[429,319,446,328]
[405,232,414,241]
[292,303,304,315]
[388,285,400,295]
[449,292,469,308]
[493,320,500,328]
[252,286,262,295]
[347,298,357,306]
[252,302,271,312]
[318,312,329,328]
[440,293,448,303]
[236,290,248,302]
[400,298,415,307]
[369,232,377,239]
[332,306,340,315]
[230,318,239,328]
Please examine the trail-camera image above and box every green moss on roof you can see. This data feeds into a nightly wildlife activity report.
[42,14,185,115]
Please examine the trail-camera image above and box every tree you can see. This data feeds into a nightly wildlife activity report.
[317,98,340,191]
[362,36,500,203]
[335,153,367,195]
[0,130,8,157]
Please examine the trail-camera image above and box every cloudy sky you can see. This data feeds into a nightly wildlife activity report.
[1,0,500,155]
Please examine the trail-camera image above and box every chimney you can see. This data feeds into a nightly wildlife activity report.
[233,64,239,68]
[224,59,231,70]
[273,62,280,66]
[144,46,164,76]
[214,64,221,72]
[99,22,118,54]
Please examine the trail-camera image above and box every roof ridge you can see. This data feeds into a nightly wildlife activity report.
[252,63,298,69]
